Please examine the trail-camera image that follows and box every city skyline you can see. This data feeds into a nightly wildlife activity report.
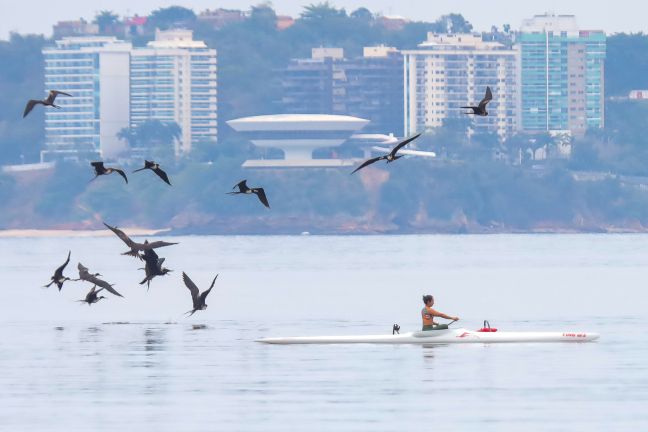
[0,0,642,39]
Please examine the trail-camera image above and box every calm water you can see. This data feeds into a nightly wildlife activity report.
[1,234,647,431]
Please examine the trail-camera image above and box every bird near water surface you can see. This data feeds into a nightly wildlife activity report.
[78,285,106,305]
[43,250,72,291]
[461,86,493,116]
[23,90,72,118]
[90,161,128,184]
[351,132,422,174]
[182,272,217,316]
[103,222,178,259]
[139,248,172,289]
[133,160,172,185]
[228,180,270,208]
[77,263,123,298]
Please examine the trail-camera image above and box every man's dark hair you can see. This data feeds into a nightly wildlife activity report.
[422,295,434,304]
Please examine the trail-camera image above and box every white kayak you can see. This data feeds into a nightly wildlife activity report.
[257,328,600,345]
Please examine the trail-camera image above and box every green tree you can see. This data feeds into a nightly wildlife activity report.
[350,7,373,22]
[118,120,181,161]
[94,11,120,34]
[0,33,46,164]
[147,6,197,30]
[301,2,347,20]
[605,33,648,97]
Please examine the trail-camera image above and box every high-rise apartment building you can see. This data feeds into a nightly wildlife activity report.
[403,33,519,138]
[131,30,217,155]
[281,47,404,136]
[41,30,217,161]
[282,48,344,115]
[42,37,131,161]
[518,14,606,134]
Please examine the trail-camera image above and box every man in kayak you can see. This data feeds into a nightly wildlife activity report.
[422,295,459,330]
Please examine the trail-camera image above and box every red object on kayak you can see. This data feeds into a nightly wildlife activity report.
[477,320,498,332]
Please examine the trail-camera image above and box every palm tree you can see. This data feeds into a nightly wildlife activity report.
[94,11,120,34]
[301,2,347,20]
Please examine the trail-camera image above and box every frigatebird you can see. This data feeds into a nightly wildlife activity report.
[78,285,106,305]
[182,272,217,316]
[139,248,172,289]
[461,86,493,116]
[351,132,422,174]
[90,161,128,184]
[133,160,172,185]
[77,263,123,297]
[23,90,72,118]
[228,180,270,208]
[43,251,72,291]
[103,222,177,258]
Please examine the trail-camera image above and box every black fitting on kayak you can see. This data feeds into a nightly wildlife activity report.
[392,324,400,335]
[484,320,491,330]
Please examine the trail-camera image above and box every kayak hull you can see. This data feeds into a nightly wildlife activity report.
[257,328,600,345]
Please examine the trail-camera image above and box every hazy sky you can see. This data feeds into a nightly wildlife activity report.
[0,0,643,38]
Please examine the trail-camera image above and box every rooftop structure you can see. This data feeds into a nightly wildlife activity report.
[52,19,99,39]
[403,33,519,137]
[227,114,369,168]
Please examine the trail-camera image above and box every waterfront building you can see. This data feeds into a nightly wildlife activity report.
[403,33,519,138]
[281,47,404,136]
[227,114,368,168]
[42,37,131,161]
[130,29,218,155]
[41,30,217,161]
[518,14,606,135]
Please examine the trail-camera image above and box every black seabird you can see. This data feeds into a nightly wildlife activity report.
[77,262,123,297]
[133,160,172,185]
[90,161,128,184]
[103,222,177,258]
[139,248,172,289]
[44,251,72,291]
[78,285,106,305]
[23,90,72,118]
[228,180,270,208]
[182,272,217,316]
[461,86,493,116]
[351,132,422,174]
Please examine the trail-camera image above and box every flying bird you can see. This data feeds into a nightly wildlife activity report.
[139,248,172,289]
[228,180,270,208]
[133,160,172,185]
[461,86,493,116]
[77,285,107,306]
[351,132,422,174]
[43,251,73,291]
[90,161,128,184]
[23,90,72,118]
[77,262,123,297]
[103,222,178,258]
[182,272,217,316]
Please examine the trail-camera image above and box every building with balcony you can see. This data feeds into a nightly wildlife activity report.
[403,33,519,138]
[130,29,218,155]
[281,47,404,136]
[518,14,606,135]
[41,30,217,161]
[42,37,131,161]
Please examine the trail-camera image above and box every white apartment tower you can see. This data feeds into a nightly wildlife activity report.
[130,30,218,155]
[41,30,217,161]
[42,37,131,161]
[403,34,519,138]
